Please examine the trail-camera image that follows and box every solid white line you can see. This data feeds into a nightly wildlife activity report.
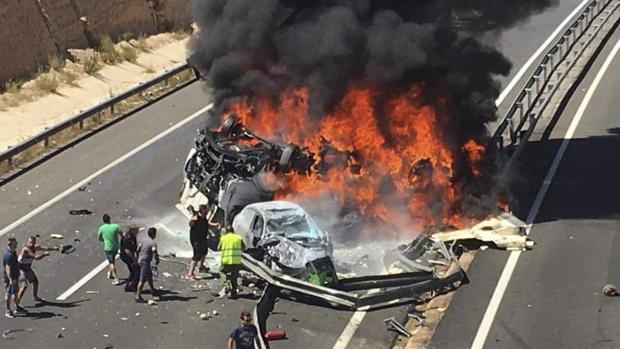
[495,0,592,106]
[471,36,620,349]
[0,103,213,237]
[331,3,595,347]
[57,260,109,300]
[332,310,367,349]
[0,102,212,300]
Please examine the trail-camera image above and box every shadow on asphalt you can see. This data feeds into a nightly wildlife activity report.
[509,134,620,224]
[156,289,197,303]
[21,311,61,320]
[29,298,89,309]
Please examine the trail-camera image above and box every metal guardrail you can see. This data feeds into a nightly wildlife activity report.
[493,0,618,151]
[241,253,467,311]
[0,62,194,174]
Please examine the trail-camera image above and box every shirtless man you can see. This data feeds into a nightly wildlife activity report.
[17,236,58,304]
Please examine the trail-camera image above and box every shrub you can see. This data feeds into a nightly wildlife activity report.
[60,70,79,86]
[83,54,103,74]
[48,55,65,71]
[35,72,59,93]
[3,80,21,94]
[144,65,156,74]
[120,45,138,63]
[136,35,150,52]
[98,35,121,64]
[121,31,135,42]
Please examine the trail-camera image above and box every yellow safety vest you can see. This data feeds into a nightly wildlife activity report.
[219,233,243,265]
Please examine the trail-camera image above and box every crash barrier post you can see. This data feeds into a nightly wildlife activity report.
[0,63,196,183]
[253,285,281,349]
[493,0,619,155]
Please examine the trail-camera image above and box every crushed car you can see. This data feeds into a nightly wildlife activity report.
[233,201,337,285]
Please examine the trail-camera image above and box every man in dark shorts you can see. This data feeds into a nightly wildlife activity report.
[98,214,122,285]
[17,236,59,304]
[3,238,24,318]
[135,227,160,303]
[120,225,139,292]
[227,311,259,349]
[188,204,211,279]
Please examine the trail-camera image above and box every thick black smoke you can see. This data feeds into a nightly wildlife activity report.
[189,0,557,222]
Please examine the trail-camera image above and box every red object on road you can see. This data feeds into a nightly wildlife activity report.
[265,329,287,341]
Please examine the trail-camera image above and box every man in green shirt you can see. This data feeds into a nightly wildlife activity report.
[98,214,122,285]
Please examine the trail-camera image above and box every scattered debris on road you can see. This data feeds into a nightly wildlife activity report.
[430,213,534,251]
[603,284,618,296]
[69,209,93,215]
[384,318,412,338]
[50,234,64,239]
[2,328,34,340]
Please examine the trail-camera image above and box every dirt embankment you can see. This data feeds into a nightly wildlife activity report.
[0,0,191,85]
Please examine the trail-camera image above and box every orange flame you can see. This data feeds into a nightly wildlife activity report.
[225,83,489,231]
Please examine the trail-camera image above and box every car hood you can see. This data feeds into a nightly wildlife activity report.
[260,236,330,269]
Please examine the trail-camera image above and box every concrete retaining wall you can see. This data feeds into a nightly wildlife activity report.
[0,0,192,86]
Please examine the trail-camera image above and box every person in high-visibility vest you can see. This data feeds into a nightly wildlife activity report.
[218,225,244,299]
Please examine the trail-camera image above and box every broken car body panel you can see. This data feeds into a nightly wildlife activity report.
[429,212,535,251]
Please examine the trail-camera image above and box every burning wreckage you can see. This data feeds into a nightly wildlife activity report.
[179,115,534,310]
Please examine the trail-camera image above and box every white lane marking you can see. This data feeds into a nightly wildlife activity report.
[0,103,213,237]
[331,3,595,347]
[0,102,212,300]
[57,260,109,300]
[471,37,620,349]
[332,311,367,349]
[496,0,592,106]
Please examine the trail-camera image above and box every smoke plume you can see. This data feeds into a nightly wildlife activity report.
[189,0,557,230]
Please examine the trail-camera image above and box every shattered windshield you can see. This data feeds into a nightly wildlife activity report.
[265,212,323,240]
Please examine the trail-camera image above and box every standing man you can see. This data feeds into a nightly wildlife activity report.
[218,225,244,299]
[120,225,139,292]
[135,227,160,303]
[17,236,59,304]
[3,238,25,318]
[188,204,211,279]
[227,311,259,349]
[98,214,122,285]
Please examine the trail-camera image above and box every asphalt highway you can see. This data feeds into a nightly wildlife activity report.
[431,25,620,349]
[0,1,594,348]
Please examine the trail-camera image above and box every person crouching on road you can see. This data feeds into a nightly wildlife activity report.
[135,227,160,303]
[17,236,59,304]
[120,225,139,292]
[218,225,244,299]
[228,311,259,349]
[3,238,24,318]
[98,214,122,285]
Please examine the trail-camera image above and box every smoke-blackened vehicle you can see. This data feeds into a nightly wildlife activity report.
[181,115,338,283]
